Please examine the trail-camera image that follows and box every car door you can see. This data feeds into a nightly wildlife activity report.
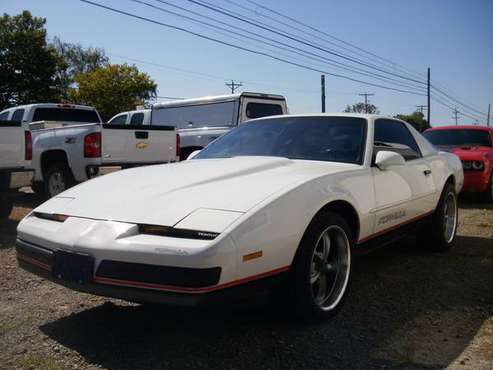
[371,119,436,234]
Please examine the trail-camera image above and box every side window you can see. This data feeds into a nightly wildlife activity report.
[245,103,283,119]
[108,114,127,125]
[130,112,144,125]
[374,119,421,160]
[11,109,25,123]
[0,111,9,121]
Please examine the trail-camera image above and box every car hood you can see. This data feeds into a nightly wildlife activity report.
[34,156,358,228]
[437,145,492,160]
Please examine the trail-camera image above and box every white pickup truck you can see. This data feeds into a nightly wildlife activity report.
[109,92,288,160]
[0,103,179,199]
[0,119,32,217]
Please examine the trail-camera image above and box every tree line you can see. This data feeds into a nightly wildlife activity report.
[1,11,156,121]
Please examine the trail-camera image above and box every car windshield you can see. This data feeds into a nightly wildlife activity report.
[195,116,367,164]
[424,129,492,147]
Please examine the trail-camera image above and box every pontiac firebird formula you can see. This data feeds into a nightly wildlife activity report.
[16,114,463,319]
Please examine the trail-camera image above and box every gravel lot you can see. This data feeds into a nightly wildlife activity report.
[0,191,492,370]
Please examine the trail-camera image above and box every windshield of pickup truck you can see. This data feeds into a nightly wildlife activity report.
[195,116,367,164]
[424,129,492,147]
[32,108,101,123]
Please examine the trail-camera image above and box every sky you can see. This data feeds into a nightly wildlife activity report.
[3,0,493,126]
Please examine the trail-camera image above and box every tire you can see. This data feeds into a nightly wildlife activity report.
[288,211,352,320]
[0,193,14,219]
[31,181,45,198]
[481,171,493,203]
[420,183,458,252]
[43,163,74,199]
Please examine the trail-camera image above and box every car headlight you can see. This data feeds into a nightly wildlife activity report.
[139,209,244,240]
[462,161,472,170]
[472,161,484,170]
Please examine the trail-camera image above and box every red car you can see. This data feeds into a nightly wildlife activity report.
[424,125,493,201]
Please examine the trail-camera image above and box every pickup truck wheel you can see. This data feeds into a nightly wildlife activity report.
[44,163,74,198]
[420,183,458,252]
[289,211,352,320]
[0,194,14,219]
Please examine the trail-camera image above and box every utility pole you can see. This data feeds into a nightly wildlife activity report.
[427,68,431,125]
[225,80,242,94]
[416,105,427,114]
[452,107,461,126]
[487,103,491,127]
[358,92,374,113]
[321,75,326,113]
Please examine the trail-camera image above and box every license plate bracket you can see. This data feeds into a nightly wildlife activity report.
[52,250,94,284]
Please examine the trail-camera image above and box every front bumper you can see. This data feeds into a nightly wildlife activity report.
[462,170,490,193]
[16,239,287,306]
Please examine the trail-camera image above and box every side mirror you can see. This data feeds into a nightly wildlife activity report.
[375,150,405,170]
[187,150,201,160]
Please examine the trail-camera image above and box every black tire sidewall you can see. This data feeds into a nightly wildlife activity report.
[290,211,353,320]
[44,163,73,199]
[429,183,458,251]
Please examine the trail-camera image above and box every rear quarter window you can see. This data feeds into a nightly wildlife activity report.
[32,108,100,123]
[246,103,283,119]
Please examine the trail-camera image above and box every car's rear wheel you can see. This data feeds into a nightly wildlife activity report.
[289,211,352,320]
[420,183,458,252]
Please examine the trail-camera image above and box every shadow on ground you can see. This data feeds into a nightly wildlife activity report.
[40,235,493,369]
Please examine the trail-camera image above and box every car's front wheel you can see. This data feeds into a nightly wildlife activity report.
[290,211,352,320]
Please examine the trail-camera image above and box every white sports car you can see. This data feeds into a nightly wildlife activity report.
[16,114,463,319]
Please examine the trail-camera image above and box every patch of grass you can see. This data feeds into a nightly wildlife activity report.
[18,354,66,370]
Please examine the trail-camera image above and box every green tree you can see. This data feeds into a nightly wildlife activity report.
[344,102,380,114]
[51,36,109,97]
[70,64,157,121]
[395,111,430,132]
[0,11,66,110]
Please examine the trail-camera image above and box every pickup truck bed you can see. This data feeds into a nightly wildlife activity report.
[28,121,178,198]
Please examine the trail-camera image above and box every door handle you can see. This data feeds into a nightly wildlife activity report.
[135,131,149,139]
[423,169,432,176]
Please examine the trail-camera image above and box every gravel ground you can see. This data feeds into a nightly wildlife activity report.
[0,192,492,370]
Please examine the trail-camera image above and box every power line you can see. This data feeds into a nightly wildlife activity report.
[185,0,427,86]
[109,53,321,94]
[79,0,426,96]
[226,0,489,121]
[134,0,427,92]
[242,0,428,81]
[222,0,426,82]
